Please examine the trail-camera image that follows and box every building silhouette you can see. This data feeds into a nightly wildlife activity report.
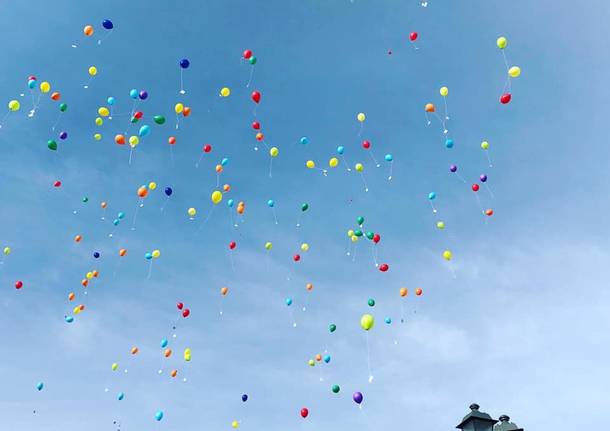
[456,403,524,431]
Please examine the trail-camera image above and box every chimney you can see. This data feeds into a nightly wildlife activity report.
[456,403,498,431]
[493,414,524,431]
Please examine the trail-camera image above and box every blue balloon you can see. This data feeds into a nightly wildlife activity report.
[428,192,436,200]
[384,317,392,324]
[445,139,454,149]
[36,382,44,391]
[138,125,151,137]
[241,394,248,402]
[139,90,148,100]
[300,136,309,145]
[337,146,345,155]
[227,199,234,208]
[221,157,229,166]
[267,199,275,207]
[93,251,100,258]
[107,96,115,105]
[180,58,190,69]
[285,298,293,306]
[117,212,125,219]
[129,89,138,99]
[117,392,124,400]
[384,154,393,162]
[160,338,168,348]
[145,252,153,260]
[28,79,36,89]
[113,219,120,226]
[164,187,173,197]
[155,411,164,421]
[323,355,331,363]
[102,19,114,30]
[65,316,74,323]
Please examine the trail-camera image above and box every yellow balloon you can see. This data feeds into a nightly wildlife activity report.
[436,221,445,229]
[347,229,355,237]
[94,133,102,141]
[308,359,315,366]
[357,112,366,122]
[508,66,521,78]
[98,107,110,117]
[301,243,309,252]
[232,421,239,429]
[148,182,157,190]
[88,66,97,76]
[187,207,197,217]
[73,306,81,314]
[8,100,20,112]
[86,271,93,279]
[481,141,489,150]
[351,235,358,242]
[95,117,103,126]
[40,82,51,93]
[111,363,119,371]
[184,347,192,361]
[443,250,453,261]
[220,87,231,97]
[211,190,223,204]
[175,103,184,114]
[329,157,339,168]
[497,36,507,49]
[306,160,315,169]
[355,163,364,172]
[360,314,375,331]
[152,249,161,258]
[129,136,139,147]
[440,86,449,97]
[270,147,279,157]
[265,241,273,250]
[3,247,11,255]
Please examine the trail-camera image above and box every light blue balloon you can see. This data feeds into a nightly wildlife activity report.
[155,411,164,421]
[323,355,331,363]
[145,252,153,260]
[160,338,168,348]
[385,317,392,324]
[445,139,454,149]
[227,199,234,208]
[285,298,292,306]
[337,146,345,155]
[428,192,436,200]
[107,96,116,105]
[267,199,275,207]
[36,382,44,391]
[300,136,309,145]
[384,154,393,162]
[113,219,120,226]
[65,316,74,323]
[138,125,151,137]
[118,212,125,219]
[117,392,125,400]
[221,157,229,166]
[129,89,138,99]
[28,79,36,89]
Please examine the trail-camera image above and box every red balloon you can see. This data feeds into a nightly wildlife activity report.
[409,32,418,41]
[362,140,371,149]
[28,75,37,81]
[379,263,389,272]
[182,308,190,318]
[251,91,261,104]
[168,136,176,145]
[300,408,309,418]
[203,144,212,153]
[177,302,184,310]
[54,180,62,187]
[500,93,512,104]
[243,49,253,60]
[134,111,143,119]
[15,280,23,289]
[373,233,380,244]
[471,184,480,192]
[293,254,301,262]
[485,209,494,216]
[252,121,261,130]
[229,241,236,250]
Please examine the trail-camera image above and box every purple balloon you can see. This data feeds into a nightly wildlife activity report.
[139,90,148,100]
[59,131,68,140]
[449,164,457,173]
[352,391,363,404]
[480,174,488,182]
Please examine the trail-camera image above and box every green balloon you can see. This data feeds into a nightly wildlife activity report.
[366,231,374,240]
[331,385,340,394]
[47,140,57,151]
[59,103,67,112]
[153,115,166,125]
[354,230,363,237]
[249,56,257,65]
[301,203,309,211]
[368,298,375,307]
[329,323,337,333]
[82,197,89,203]
[130,116,139,124]
[357,216,365,225]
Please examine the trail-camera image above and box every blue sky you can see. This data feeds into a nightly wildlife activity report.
[1,0,609,429]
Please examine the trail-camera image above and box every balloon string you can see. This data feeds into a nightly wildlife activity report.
[160,196,170,212]
[97,30,113,46]
[147,260,154,279]
[268,158,273,178]
[0,111,10,129]
[229,251,235,273]
[195,153,204,168]
[365,332,374,383]
[387,161,393,181]
[484,184,495,199]
[128,147,135,165]
[83,76,93,89]
[358,122,363,137]
[501,50,509,70]
[367,152,380,168]
[400,302,405,323]
[302,294,310,312]
[289,306,297,328]
[485,151,493,168]
[429,201,437,213]
[352,242,357,262]
[169,145,175,167]
[453,172,467,183]
[346,237,352,256]
[130,199,142,231]
[370,244,379,267]
[195,204,216,235]
[271,208,279,225]
[443,97,450,120]
[359,172,369,192]
[246,66,255,88]
[51,112,62,131]
[179,69,185,95]
[228,207,237,228]
[341,155,352,172]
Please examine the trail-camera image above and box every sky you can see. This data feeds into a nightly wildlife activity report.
[0,0,609,429]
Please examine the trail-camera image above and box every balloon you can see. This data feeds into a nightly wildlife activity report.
[445,139,454,148]
[111,363,119,371]
[399,287,408,297]
[98,107,110,117]
[51,91,61,100]
[28,79,36,89]
[184,347,191,361]
[251,91,261,103]
[220,87,231,97]
[175,103,184,114]
[300,408,309,418]
[368,298,375,306]
[161,338,168,348]
[36,382,44,391]
[409,32,418,41]
[306,160,315,169]
[360,314,374,330]
[84,25,94,36]
[355,163,364,172]
[440,86,449,97]
[331,384,340,393]
[329,323,337,332]
[265,242,272,250]
[256,132,264,141]
[242,394,248,402]
[155,411,164,421]
[243,49,253,59]
[138,125,151,137]
[293,254,300,262]
[137,186,148,197]
[249,56,257,65]
[102,19,114,30]
[425,103,435,112]
[117,392,124,401]
[301,243,309,252]
[95,117,103,126]
[153,115,165,125]
[384,153,393,161]
[129,136,139,148]
[285,297,293,306]
[115,134,125,145]
[362,140,371,149]
[415,287,423,296]
[182,308,190,318]
[480,174,488,182]
[497,36,507,49]
[164,187,173,197]
[252,121,260,130]
[324,355,331,363]
[500,93,512,104]
[211,190,223,204]
[47,140,57,151]
[139,90,148,100]
[14,280,23,290]
[428,192,436,200]
[3,247,10,255]
[40,82,51,93]
[357,112,366,122]
[267,199,275,207]
[337,146,345,155]
[59,131,68,140]
[450,164,457,173]
[232,421,239,429]
[436,221,445,229]
[301,203,309,211]
[508,66,521,78]
[373,233,380,243]
[145,252,152,260]
[379,263,389,272]
[443,250,453,261]
[329,157,339,167]
[180,58,190,69]
[94,133,102,141]
[353,391,363,404]
[8,100,20,111]
[300,136,309,145]
[270,147,279,157]
[119,248,127,256]
[107,96,115,105]
[221,287,228,296]
[485,209,494,216]
[129,89,138,99]
[187,208,196,218]
[88,66,97,76]
[472,184,480,192]
[481,141,490,150]
[168,136,176,145]
[152,249,160,258]
[229,241,237,250]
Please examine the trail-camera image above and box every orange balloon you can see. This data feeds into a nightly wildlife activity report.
[215,165,223,174]
[425,103,435,113]
[315,354,322,361]
[182,106,191,117]
[92,270,99,278]
[223,184,231,192]
[170,369,177,377]
[220,287,228,296]
[131,347,139,355]
[168,136,176,145]
[119,248,127,256]
[256,132,264,141]
[101,201,107,209]
[164,348,172,358]
[306,283,313,291]
[81,279,88,287]
[51,92,61,101]
[115,134,126,145]
[137,186,148,198]
[415,287,423,296]
[399,287,408,297]
[74,235,82,242]
[68,292,75,301]
[83,25,94,36]
[79,304,85,311]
